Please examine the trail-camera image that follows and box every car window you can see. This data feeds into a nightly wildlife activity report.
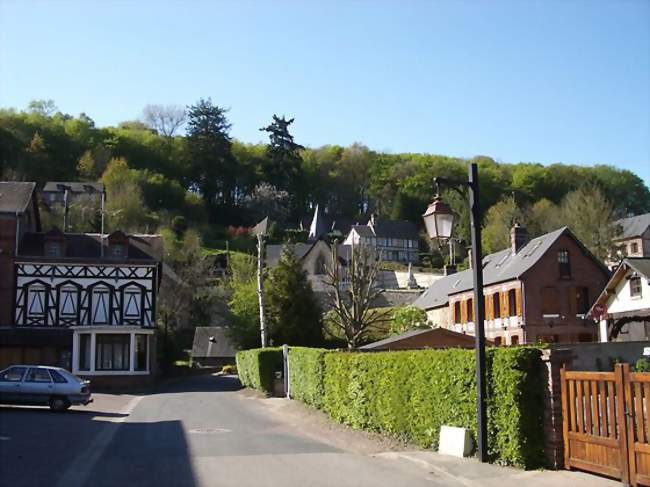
[26,368,52,383]
[0,367,27,382]
[49,370,68,384]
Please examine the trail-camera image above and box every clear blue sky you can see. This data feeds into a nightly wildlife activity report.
[1,0,649,185]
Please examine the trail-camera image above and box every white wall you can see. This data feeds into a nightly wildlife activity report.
[607,268,650,315]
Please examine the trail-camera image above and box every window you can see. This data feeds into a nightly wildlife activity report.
[0,366,27,382]
[510,335,519,345]
[26,368,52,383]
[576,287,590,315]
[90,285,111,325]
[49,369,68,383]
[542,287,560,316]
[454,301,462,324]
[110,244,126,258]
[494,337,502,346]
[96,334,130,371]
[467,298,474,322]
[315,256,326,275]
[493,293,501,319]
[631,242,639,255]
[558,250,571,278]
[508,289,517,317]
[79,334,91,371]
[27,285,48,319]
[135,335,148,371]
[45,242,62,257]
[631,276,643,298]
[398,251,407,261]
[58,284,79,321]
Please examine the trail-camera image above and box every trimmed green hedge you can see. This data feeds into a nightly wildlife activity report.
[321,347,544,468]
[236,347,283,394]
[287,347,328,408]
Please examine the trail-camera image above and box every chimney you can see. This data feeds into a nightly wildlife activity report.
[444,264,457,276]
[511,223,529,254]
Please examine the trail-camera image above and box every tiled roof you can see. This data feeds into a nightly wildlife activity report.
[42,182,104,193]
[191,327,238,358]
[0,182,36,213]
[627,258,650,280]
[359,327,478,351]
[414,227,569,310]
[18,232,163,261]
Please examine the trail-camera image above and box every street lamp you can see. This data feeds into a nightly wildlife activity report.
[422,162,488,463]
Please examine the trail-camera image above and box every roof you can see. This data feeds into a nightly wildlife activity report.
[18,232,163,261]
[615,213,650,240]
[42,182,104,193]
[371,219,419,240]
[589,258,650,316]
[350,225,375,238]
[414,227,574,310]
[251,217,269,237]
[191,327,238,358]
[0,182,36,214]
[308,205,329,240]
[265,242,318,267]
[360,327,481,351]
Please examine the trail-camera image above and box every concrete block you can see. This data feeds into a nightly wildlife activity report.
[438,425,473,458]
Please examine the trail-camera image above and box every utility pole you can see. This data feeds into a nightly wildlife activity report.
[257,233,268,348]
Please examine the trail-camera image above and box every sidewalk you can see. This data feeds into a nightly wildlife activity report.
[378,451,620,487]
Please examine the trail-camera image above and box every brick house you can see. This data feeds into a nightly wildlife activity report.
[614,212,650,258]
[0,182,163,386]
[413,225,610,345]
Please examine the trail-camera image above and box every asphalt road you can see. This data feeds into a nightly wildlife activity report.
[0,374,450,487]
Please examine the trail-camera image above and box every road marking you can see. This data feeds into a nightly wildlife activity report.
[55,395,144,487]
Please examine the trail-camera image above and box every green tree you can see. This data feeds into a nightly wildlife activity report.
[227,253,261,349]
[260,115,304,195]
[561,185,619,261]
[390,306,429,335]
[186,98,235,209]
[265,245,323,346]
[526,198,562,237]
[481,195,525,254]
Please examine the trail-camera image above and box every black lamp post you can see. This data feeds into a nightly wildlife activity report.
[422,162,488,463]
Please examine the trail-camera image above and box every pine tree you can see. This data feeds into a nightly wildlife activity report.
[265,244,323,346]
[259,115,304,194]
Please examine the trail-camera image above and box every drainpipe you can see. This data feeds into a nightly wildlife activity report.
[15,211,20,256]
[100,190,106,257]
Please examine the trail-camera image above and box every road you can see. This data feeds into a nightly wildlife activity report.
[0,374,453,487]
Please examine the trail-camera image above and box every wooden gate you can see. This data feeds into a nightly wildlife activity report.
[561,364,650,486]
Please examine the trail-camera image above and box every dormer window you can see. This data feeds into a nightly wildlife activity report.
[558,250,571,279]
[110,244,126,258]
[106,231,129,259]
[44,228,66,258]
[45,241,62,257]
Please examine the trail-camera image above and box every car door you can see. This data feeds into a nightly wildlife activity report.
[22,368,54,404]
[0,366,28,403]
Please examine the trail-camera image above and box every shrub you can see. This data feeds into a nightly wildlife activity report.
[320,347,544,468]
[221,364,237,375]
[236,348,283,394]
[287,347,328,408]
[634,358,650,372]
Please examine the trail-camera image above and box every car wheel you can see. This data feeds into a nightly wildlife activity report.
[49,396,71,412]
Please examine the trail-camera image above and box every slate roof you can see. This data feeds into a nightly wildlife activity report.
[308,205,329,240]
[627,258,650,280]
[42,182,104,193]
[0,182,36,213]
[265,241,351,267]
[414,227,575,310]
[18,232,163,261]
[615,213,650,240]
[350,225,375,238]
[191,327,238,358]
[371,219,419,240]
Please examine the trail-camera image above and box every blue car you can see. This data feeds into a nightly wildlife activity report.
[0,365,93,411]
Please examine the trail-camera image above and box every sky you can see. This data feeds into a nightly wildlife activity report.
[1,0,649,186]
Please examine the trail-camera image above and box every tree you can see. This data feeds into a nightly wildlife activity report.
[28,99,57,117]
[526,198,562,237]
[265,245,323,346]
[481,195,525,253]
[324,242,392,349]
[76,150,96,180]
[561,185,620,261]
[227,253,261,349]
[260,115,304,194]
[186,98,235,209]
[243,182,291,223]
[101,158,153,232]
[142,104,187,137]
[390,305,429,335]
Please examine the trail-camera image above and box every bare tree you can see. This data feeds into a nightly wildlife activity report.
[324,242,393,350]
[142,104,187,136]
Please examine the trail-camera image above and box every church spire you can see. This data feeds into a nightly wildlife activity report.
[308,204,328,240]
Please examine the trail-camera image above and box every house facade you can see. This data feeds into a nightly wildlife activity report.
[343,215,419,263]
[589,258,650,342]
[414,225,610,345]
[612,212,650,261]
[0,182,162,386]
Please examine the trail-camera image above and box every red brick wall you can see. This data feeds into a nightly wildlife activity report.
[522,233,609,344]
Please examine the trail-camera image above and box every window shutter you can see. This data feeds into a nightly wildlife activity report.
[486,295,492,320]
[568,287,577,316]
[515,288,522,317]
[501,292,508,319]
[460,300,467,324]
[451,301,456,324]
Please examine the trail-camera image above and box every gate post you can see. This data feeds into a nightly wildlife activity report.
[541,347,574,468]
[615,363,632,486]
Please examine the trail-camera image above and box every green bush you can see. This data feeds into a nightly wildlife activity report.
[235,347,283,394]
[287,347,329,408]
[634,358,650,372]
[321,347,544,468]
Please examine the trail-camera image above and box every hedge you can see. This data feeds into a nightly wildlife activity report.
[235,347,283,394]
[287,347,328,408]
[321,347,544,468]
